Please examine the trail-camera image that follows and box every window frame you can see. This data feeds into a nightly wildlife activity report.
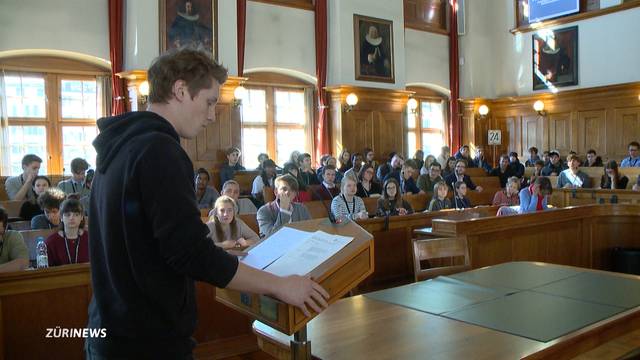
[406,96,448,158]
[4,71,101,175]
[240,82,312,168]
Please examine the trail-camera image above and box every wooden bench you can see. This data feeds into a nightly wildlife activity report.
[0,200,26,218]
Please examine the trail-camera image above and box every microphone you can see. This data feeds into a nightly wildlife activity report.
[309,185,337,224]
[452,182,460,210]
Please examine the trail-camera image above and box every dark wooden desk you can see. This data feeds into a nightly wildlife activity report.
[253,262,640,360]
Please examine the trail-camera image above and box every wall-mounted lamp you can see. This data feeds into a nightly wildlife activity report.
[407,97,418,114]
[533,100,546,116]
[138,80,149,103]
[477,104,489,118]
[344,93,358,112]
[233,85,247,108]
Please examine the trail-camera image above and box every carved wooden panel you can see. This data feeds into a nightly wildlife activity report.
[577,109,606,155]
[615,107,640,158]
[522,115,543,155]
[342,110,375,155]
[548,112,571,154]
[374,111,404,159]
[404,0,448,33]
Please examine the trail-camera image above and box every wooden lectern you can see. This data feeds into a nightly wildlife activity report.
[216,218,374,360]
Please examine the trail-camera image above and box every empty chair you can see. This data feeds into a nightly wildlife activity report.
[412,237,470,282]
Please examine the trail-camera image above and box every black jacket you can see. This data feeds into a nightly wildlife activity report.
[87,111,238,357]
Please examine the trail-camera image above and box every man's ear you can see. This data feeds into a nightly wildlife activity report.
[172,80,188,102]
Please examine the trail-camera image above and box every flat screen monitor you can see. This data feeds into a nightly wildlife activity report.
[529,0,580,23]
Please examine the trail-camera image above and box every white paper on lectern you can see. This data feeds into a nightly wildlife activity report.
[263,230,354,277]
[241,227,312,270]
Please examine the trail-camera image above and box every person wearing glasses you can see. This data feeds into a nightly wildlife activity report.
[621,141,640,167]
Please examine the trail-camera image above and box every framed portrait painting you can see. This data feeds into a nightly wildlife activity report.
[159,0,218,60]
[532,26,578,91]
[354,14,395,83]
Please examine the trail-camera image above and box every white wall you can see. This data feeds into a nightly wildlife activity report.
[124,0,158,70]
[0,0,110,62]
[244,2,316,79]
[328,0,407,89]
[461,0,640,98]
[405,29,450,93]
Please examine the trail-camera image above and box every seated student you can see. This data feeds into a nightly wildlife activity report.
[5,154,42,201]
[257,174,311,238]
[400,160,421,194]
[441,157,457,179]
[508,152,525,178]
[518,176,553,214]
[444,159,484,192]
[325,156,344,184]
[299,153,320,186]
[0,207,29,273]
[58,158,91,197]
[219,147,246,185]
[621,141,640,168]
[343,153,364,183]
[601,160,628,190]
[492,176,521,206]
[412,149,425,172]
[542,150,551,166]
[417,162,444,193]
[525,146,541,167]
[337,148,352,174]
[541,151,566,176]
[315,154,331,182]
[255,153,270,171]
[206,196,259,250]
[452,181,472,209]
[283,162,311,202]
[44,198,89,266]
[195,168,220,209]
[363,148,379,171]
[31,188,66,230]
[473,146,492,173]
[454,145,476,168]
[356,164,382,198]
[376,178,413,217]
[289,150,302,168]
[583,149,603,167]
[419,154,436,175]
[428,181,452,211]
[19,175,51,221]
[251,159,277,205]
[436,146,450,170]
[219,180,257,215]
[558,155,592,189]
[382,154,405,183]
[490,155,516,188]
[377,152,402,182]
[330,177,368,221]
[310,165,341,200]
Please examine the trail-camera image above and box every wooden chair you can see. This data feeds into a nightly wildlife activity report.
[238,213,260,235]
[20,229,57,265]
[412,237,470,282]
[0,200,26,218]
[8,220,31,231]
[262,186,275,203]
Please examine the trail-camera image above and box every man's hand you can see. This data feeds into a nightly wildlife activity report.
[278,192,292,211]
[274,275,329,316]
[397,208,408,216]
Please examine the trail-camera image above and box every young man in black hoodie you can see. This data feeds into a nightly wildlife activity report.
[86,49,328,359]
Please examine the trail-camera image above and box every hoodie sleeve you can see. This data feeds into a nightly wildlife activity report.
[137,139,238,288]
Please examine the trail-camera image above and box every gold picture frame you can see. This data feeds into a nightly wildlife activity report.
[354,14,395,83]
[159,0,218,60]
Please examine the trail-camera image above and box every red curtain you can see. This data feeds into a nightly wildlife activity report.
[108,0,125,115]
[448,0,461,151]
[237,0,247,77]
[314,0,329,164]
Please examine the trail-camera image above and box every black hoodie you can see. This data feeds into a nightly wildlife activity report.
[86,111,238,357]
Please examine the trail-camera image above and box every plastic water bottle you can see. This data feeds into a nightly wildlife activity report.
[36,237,49,269]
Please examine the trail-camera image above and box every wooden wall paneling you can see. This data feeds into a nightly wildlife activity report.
[614,106,640,159]
[577,109,606,156]
[590,216,639,270]
[522,114,543,157]
[548,112,572,154]
[374,111,404,158]
[342,110,374,156]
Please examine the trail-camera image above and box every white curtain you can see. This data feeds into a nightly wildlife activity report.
[304,87,315,155]
[97,75,112,118]
[0,71,11,176]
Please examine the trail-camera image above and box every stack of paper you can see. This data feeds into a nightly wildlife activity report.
[241,227,354,277]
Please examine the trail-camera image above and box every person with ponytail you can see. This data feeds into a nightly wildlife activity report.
[207,196,259,250]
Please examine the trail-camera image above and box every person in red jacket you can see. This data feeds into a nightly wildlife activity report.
[45,198,89,266]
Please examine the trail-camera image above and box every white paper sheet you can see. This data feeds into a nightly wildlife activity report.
[263,230,354,277]
[241,227,312,270]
